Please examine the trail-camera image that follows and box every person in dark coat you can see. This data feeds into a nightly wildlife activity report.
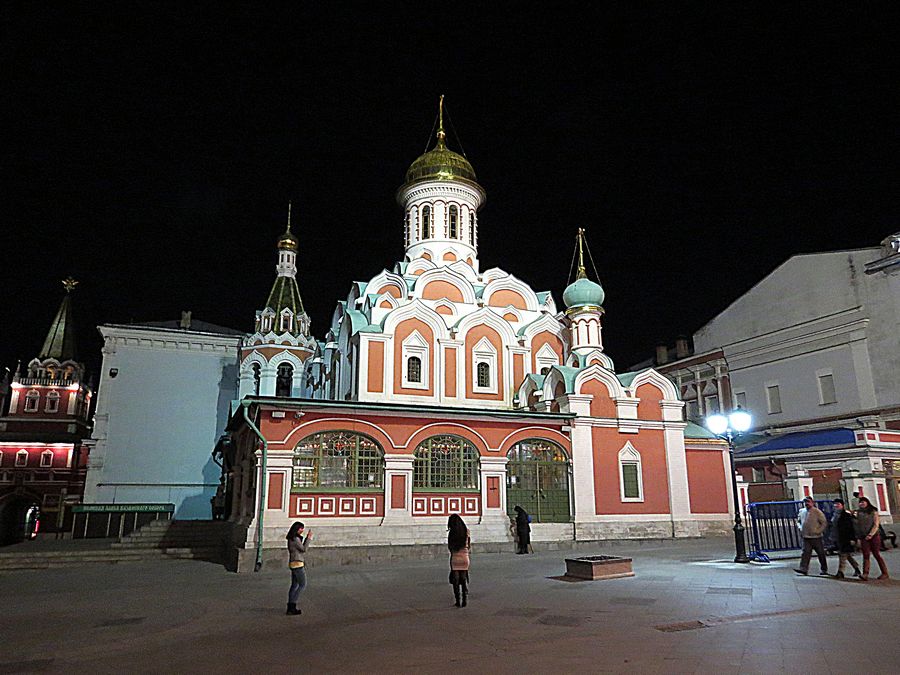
[830,499,861,579]
[513,505,531,554]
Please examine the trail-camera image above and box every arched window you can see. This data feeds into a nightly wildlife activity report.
[275,362,294,397]
[477,362,490,388]
[292,431,383,489]
[421,205,432,239]
[24,391,40,412]
[505,439,571,522]
[449,205,458,239]
[414,435,479,490]
[16,450,28,467]
[40,450,54,468]
[469,213,476,245]
[252,363,261,396]
[618,443,644,502]
[407,356,422,384]
[45,391,60,413]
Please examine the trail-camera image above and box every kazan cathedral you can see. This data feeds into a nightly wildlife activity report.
[225,101,733,570]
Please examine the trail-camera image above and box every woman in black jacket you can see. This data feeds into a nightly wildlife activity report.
[513,505,531,554]
[831,499,861,579]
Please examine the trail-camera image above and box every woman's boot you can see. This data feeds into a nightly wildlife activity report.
[286,603,301,615]
[461,582,468,607]
[453,583,461,607]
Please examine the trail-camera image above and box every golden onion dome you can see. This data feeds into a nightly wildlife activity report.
[277,229,298,251]
[277,202,299,251]
[403,96,479,187]
[405,138,478,184]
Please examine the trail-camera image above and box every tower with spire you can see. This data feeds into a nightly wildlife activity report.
[0,279,93,542]
[6,278,93,422]
[397,95,486,271]
[562,229,606,358]
[237,204,316,399]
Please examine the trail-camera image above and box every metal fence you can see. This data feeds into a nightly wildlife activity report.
[746,499,836,563]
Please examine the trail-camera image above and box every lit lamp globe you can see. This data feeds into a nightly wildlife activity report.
[729,408,752,433]
[705,414,729,436]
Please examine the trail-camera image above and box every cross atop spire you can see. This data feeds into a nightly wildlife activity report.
[436,94,446,148]
[39,279,79,361]
[576,228,587,280]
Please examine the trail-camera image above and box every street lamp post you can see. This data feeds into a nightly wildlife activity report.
[705,408,752,564]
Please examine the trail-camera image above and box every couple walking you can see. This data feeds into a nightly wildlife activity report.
[795,495,889,581]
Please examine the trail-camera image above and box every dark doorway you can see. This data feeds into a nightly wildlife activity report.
[0,495,41,546]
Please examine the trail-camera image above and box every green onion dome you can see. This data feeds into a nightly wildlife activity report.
[563,276,605,309]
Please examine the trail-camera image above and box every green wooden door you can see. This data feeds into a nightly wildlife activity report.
[506,439,571,523]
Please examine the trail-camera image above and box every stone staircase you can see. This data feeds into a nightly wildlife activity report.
[0,520,229,571]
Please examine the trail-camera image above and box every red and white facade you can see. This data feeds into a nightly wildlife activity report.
[225,104,734,562]
[0,280,92,542]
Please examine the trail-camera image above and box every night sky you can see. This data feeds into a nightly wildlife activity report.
[3,5,899,378]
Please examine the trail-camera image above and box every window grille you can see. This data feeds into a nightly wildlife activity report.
[407,356,422,383]
[477,361,490,388]
[421,205,432,239]
[449,205,458,238]
[414,435,479,490]
[292,431,383,489]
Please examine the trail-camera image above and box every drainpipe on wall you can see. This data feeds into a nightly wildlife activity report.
[241,401,268,572]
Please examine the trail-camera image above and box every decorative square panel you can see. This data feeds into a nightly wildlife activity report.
[339,497,355,515]
[296,497,314,515]
[448,497,461,513]
[318,497,336,515]
[359,497,376,514]
[412,497,427,515]
[464,497,478,514]
[430,498,443,514]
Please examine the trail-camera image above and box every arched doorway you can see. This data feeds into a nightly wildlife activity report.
[0,493,41,546]
[506,439,571,522]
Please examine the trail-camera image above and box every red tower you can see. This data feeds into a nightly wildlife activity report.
[0,278,93,544]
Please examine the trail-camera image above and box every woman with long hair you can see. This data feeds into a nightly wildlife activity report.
[855,497,889,581]
[286,521,312,615]
[447,513,471,607]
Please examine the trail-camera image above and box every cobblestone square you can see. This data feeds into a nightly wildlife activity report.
[3,537,899,673]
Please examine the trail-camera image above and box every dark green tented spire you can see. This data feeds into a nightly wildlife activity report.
[265,275,305,316]
[39,278,79,361]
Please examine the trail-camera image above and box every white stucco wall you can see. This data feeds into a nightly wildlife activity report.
[693,247,899,426]
[84,325,240,519]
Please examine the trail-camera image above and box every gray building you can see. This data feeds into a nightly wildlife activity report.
[83,316,242,518]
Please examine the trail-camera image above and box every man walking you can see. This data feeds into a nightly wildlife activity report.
[830,498,862,579]
[794,496,829,576]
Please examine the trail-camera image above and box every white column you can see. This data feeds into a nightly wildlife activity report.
[784,467,813,501]
[259,366,277,396]
[382,454,414,524]
[663,425,693,531]
[479,456,509,523]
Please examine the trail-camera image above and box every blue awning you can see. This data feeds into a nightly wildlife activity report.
[736,428,856,456]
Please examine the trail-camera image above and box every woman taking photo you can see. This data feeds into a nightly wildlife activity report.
[286,521,312,615]
[855,497,889,581]
[447,514,470,608]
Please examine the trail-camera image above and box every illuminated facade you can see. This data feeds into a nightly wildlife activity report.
[0,279,92,543]
[224,101,733,567]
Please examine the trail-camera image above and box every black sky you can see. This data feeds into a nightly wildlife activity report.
[2,4,899,377]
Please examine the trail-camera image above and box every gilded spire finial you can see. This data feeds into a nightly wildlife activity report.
[436,94,446,147]
[62,277,79,293]
[286,201,292,233]
[576,228,587,280]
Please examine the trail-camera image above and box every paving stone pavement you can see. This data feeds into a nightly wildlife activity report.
[2,537,899,673]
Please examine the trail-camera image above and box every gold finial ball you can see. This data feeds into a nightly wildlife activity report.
[277,231,298,251]
[62,277,79,293]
